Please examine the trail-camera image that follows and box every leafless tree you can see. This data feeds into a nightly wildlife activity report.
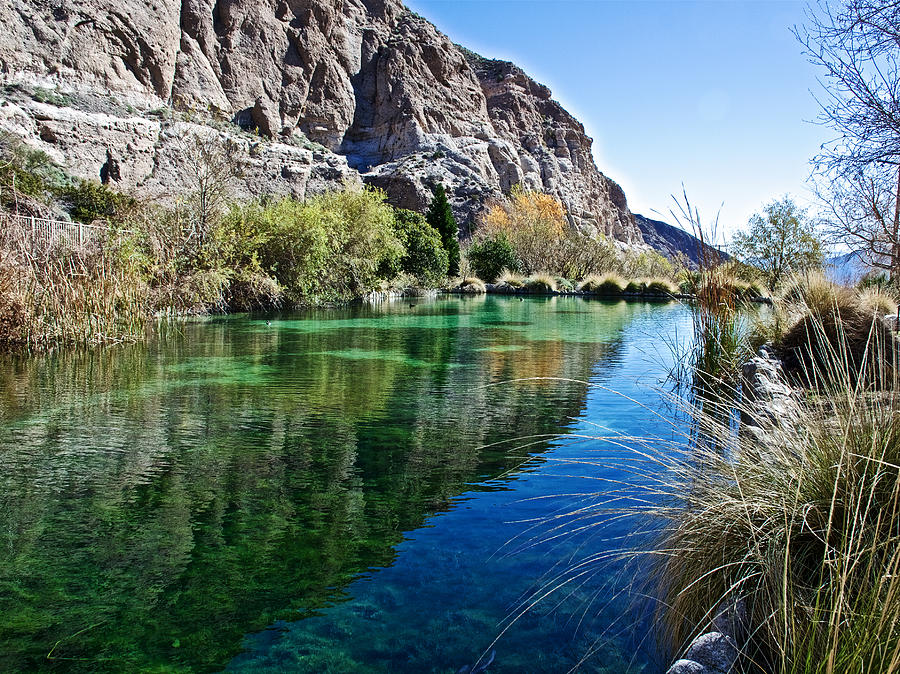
[797,0,900,170]
[815,161,900,276]
[177,132,244,260]
[797,0,900,278]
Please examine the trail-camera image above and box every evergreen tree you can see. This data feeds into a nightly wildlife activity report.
[426,184,460,276]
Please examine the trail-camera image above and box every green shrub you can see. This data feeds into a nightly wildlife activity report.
[857,272,895,292]
[181,269,230,312]
[622,250,675,279]
[677,270,701,295]
[220,185,402,304]
[62,179,132,223]
[467,234,521,282]
[226,270,282,311]
[0,132,70,205]
[390,208,449,286]
[555,277,574,292]
[426,183,460,276]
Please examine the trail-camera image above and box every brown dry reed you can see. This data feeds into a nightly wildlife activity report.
[0,223,147,348]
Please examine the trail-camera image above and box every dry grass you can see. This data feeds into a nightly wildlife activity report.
[455,276,487,294]
[503,310,900,674]
[778,274,896,385]
[577,273,626,294]
[859,286,898,318]
[523,273,557,293]
[650,325,900,673]
[645,277,679,296]
[497,269,526,288]
[0,227,147,347]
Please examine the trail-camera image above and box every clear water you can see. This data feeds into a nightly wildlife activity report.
[0,296,691,673]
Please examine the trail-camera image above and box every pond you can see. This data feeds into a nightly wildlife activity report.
[0,295,691,673]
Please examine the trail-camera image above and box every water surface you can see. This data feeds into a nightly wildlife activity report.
[0,296,688,673]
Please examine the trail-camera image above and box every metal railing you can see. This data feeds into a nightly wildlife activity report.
[1,213,125,254]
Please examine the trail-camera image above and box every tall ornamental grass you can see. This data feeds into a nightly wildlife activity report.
[653,311,900,673]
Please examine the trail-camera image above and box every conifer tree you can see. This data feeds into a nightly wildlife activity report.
[426,183,460,277]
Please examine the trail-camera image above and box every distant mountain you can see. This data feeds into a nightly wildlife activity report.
[634,213,729,268]
[826,250,872,285]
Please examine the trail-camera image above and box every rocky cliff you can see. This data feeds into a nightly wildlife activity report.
[634,213,728,267]
[0,0,643,243]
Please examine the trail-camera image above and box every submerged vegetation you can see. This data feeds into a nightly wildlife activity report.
[6,1,900,670]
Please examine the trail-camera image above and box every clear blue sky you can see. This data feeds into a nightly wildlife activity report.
[405,0,832,243]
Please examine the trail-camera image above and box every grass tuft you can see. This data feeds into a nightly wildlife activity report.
[497,269,526,288]
[859,286,898,318]
[645,277,678,296]
[523,273,557,293]
[577,273,626,295]
[455,276,487,294]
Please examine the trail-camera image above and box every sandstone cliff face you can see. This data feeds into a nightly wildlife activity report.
[0,0,643,244]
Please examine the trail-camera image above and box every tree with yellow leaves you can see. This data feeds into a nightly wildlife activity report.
[480,186,568,274]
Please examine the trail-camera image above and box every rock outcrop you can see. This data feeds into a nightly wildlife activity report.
[0,0,644,243]
[741,345,801,445]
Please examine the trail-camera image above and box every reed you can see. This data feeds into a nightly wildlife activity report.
[0,225,147,347]
[501,307,900,673]
[669,191,753,386]
[653,317,900,673]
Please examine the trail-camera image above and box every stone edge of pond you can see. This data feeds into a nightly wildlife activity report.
[442,286,773,304]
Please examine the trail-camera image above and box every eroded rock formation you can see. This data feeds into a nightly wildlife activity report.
[0,0,644,243]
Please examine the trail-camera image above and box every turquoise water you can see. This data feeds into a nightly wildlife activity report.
[0,296,690,673]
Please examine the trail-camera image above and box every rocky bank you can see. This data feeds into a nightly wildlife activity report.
[0,0,644,243]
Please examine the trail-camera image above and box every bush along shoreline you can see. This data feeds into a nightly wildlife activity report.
[0,132,773,350]
[445,272,771,304]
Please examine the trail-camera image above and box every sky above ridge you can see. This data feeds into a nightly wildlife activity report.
[405,0,832,243]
